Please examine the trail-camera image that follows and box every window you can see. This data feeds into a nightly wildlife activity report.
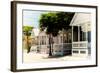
[80,51,86,53]
[60,36,63,43]
[88,31,91,42]
[73,50,79,53]
[73,26,78,41]
[63,35,67,43]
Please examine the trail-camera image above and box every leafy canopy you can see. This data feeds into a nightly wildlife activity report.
[23,26,33,36]
[39,12,74,37]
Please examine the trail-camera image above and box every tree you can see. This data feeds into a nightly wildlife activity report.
[56,12,74,44]
[23,26,33,53]
[39,12,59,56]
[39,12,74,56]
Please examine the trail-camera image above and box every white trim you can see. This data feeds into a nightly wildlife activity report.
[70,13,78,26]
[16,3,96,70]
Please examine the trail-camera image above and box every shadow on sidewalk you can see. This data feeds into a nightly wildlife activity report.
[43,55,72,59]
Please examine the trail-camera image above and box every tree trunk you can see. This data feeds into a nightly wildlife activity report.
[26,33,31,53]
[51,36,53,55]
[49,34,52,56]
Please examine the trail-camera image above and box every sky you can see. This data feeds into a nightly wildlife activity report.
[23,10,54,36]
[23,10,48,28]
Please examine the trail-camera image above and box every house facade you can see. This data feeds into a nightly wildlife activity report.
[30,13,91,56]
[36,30,72,56]
[70,13,91,56]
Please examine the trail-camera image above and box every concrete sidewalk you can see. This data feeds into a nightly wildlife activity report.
[23,50,90,63]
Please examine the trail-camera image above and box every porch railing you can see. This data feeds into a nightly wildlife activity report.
[72,41,88,48]
[53,43,72,49]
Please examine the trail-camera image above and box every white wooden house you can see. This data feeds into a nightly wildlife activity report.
[36,30,72,56]
[70,13,91,56]
[30,13,91,56]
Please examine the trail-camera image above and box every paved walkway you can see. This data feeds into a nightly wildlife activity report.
[23,50,90,63]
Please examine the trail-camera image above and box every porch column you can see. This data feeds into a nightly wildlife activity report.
[72,26,73,48]
[78,26,80,42]
[85,24,88,49]
[86,24,88,41]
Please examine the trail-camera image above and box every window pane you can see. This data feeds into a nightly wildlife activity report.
[88,31,91,42]
[73,26,78,41]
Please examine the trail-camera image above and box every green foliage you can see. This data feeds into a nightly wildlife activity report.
[39,12,57,36]
[56,12,74,30]
[39,12,74,37]
[23,26,33,36]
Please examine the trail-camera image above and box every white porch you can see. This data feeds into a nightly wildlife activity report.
[71,13,91,56]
